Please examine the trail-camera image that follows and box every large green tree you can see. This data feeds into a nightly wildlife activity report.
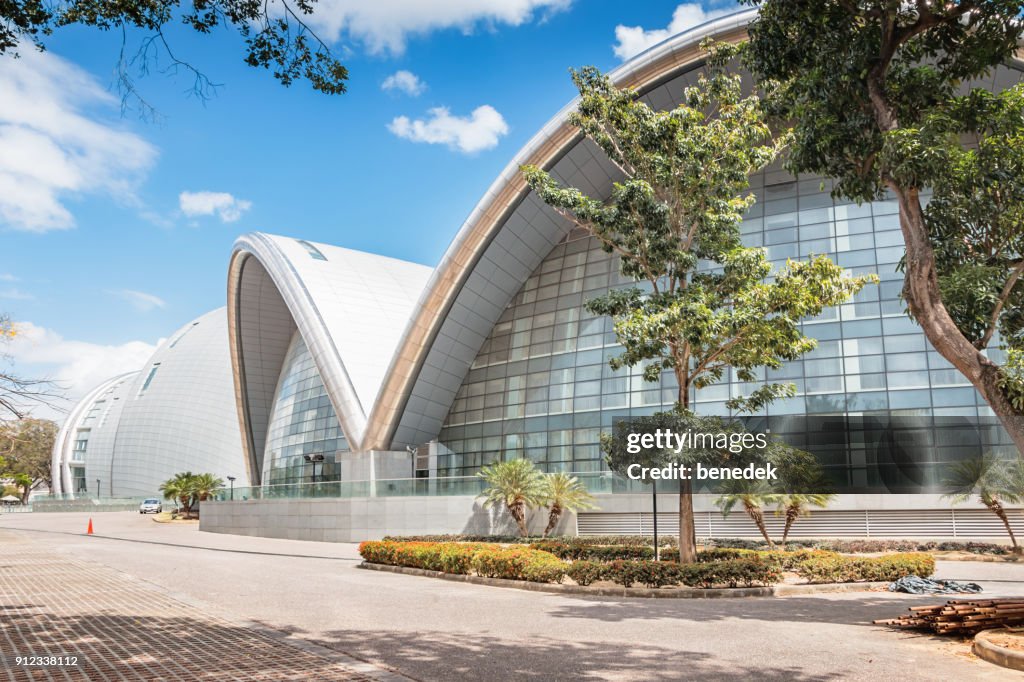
[523,65,872,562]
[0,417,57,501]
[742,0,1024,453]
[1,1,348,114]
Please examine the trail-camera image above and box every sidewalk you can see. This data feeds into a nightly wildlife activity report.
[0,530,405,682]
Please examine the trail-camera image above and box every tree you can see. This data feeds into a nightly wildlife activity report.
[477,459,547,536]
[540,472,597,537]
[1,317,62,419]
[0,1,348,116]
[10,472,32,504]
[189,472,224,508]
[775,493,834,545]
[943,455,1023,553]
[742,0,1024,454]
[715,478,780,548]
[522,65,873,562]
[0,418,58,495]
[160,471,197,518]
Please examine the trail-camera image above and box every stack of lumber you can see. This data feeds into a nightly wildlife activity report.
[875,599,1024,634]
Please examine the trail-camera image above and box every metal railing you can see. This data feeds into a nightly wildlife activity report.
[214,472,651,502]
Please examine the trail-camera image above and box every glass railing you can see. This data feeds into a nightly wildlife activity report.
[214,472,653,502]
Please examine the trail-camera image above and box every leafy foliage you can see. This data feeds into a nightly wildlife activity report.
[158,470,224,518]
[0,1,348,116]
[0,418,57,501]
[943,454,1024,551]
[476,459,548,536]
[742,0,1024,449]
[522,63,871,562]
[539,472,597,537]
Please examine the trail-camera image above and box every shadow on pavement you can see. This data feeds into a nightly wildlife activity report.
[306,626,843,681]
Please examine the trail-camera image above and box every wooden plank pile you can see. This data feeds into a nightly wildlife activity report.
[875,599,1024,634]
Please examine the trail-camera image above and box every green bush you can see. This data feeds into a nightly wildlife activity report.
[381,534,678,548]
[678,557,781,588]
[566,561,606,586]
[532,540,655,561]
[796,552,934,583]
[604,560,680,588]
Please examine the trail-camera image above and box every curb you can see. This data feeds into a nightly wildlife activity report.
[973,629,1024,673]
[356,562,890,598]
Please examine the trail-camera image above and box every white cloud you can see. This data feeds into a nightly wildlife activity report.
[0,288,34,301]
[299,0,571,54]
[107,289,166,313]
[382,70,427,96]
[3,322,159,420]
[0,50,157,232]
[178,191,252,223]
[388,105,509,153]
[613,3,735,61]
[0,273,17,282]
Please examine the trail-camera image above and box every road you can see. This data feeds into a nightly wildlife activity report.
[3,511,1022,681]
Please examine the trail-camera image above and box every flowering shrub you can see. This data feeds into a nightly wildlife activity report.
[471,547,565,583]
[358,541,488,575]
[531,540,654,561]
[566,560,606,586]
[796,552,935,583]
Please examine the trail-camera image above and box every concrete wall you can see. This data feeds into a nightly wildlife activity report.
[199,496,576,542]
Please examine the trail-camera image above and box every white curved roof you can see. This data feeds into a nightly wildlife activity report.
[228,233,432,479]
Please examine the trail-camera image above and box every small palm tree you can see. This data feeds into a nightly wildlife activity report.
[160,471,198,517]
[715,478,781,549]
[944,456,1023,554]
[776,493,835,545]
[190,473,225,513]
[541,472,597,537]
[477,458,547,536]
[159,476,185,515]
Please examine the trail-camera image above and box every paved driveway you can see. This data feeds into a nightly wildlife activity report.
[3,512,1022,681]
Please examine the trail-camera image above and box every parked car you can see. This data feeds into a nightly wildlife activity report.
[139,498,162,514]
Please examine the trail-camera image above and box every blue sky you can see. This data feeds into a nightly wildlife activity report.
[1,1,740,416]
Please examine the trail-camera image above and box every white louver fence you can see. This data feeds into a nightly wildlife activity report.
[577,508,1024,539]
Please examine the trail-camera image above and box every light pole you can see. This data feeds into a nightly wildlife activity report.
[227,476,236,501]
[96,479,101,499]
[303,453,324,484]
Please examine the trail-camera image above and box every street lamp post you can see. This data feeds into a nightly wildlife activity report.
[303,454,325,485]
[227,476,236,501]
[96,479,101,500]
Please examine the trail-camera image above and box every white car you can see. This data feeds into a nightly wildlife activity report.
[139,498,162,514]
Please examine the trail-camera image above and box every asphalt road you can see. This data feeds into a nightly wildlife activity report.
[3,511,1023,681]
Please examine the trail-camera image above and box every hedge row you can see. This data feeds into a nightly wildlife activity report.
[530,540,655,561]
[381,534,678,548]
[704,538,1012,555]
[795,552,935,583]
[568,557,781,589]
[359,541,566,583]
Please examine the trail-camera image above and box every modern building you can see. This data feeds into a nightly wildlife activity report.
[55,9,1024,539]
[51,308,248,499]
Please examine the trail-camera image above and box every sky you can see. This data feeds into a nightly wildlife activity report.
[0,1,741,420]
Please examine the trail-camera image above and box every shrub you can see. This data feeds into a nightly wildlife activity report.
[796,552,935,583]
[678,557,781,588]
[533,540,655,561]
[471,547,565,583]
[602,561,682,588]
[359,541,488,574]
[566,561,606,586]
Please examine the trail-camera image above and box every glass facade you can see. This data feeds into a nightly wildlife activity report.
[262,331,347,485]
[435,170,999,478]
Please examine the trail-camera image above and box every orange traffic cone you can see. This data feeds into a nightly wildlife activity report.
[87,518,93,535]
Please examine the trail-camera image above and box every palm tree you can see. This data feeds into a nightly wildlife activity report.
[160,471,197,518]
[540,472,597,537]
[776,493,835,545]
[715,478,781,549]
[190,473,225,515]
[477,458,547,536]
[944,456,1023,554]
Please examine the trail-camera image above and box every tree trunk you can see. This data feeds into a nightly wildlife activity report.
[509,500,529,536]
[782,504,800,545]
[987,499,1020,553]
[891,186,1024,455]
[544,504,562,537]
[675,375,697,563]
[745,504,774,549]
